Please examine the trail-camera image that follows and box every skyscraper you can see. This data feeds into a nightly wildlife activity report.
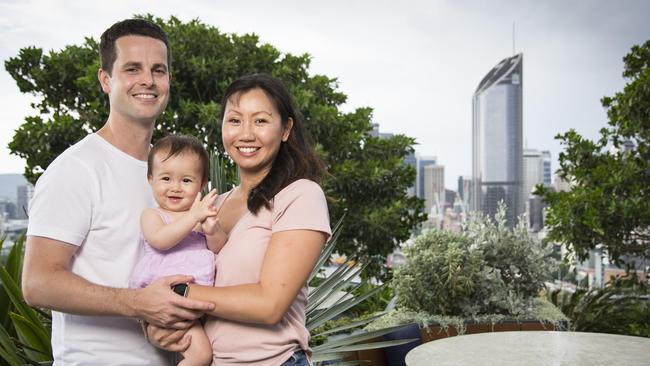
[542,150,552,187]
[417,156,437,200]
[522,148,543,203]
[16,184,33,220]
[423,164,444,216]
[472,53,523,225]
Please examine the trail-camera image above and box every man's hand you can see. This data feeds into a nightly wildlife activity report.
[147,323,192,352]
[134,275,214,329]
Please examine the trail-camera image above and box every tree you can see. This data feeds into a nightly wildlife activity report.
[537,40,650,266]
[5,15,425,278]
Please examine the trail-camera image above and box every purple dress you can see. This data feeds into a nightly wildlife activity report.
[128,209,216,288]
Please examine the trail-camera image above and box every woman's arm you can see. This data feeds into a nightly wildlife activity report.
[142,190,218,250]
[187,229,327,324]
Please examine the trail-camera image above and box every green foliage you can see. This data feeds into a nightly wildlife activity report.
[5,14,425,278]
[393,203,555,317]
[365,298,568,333]
[0,236,52,366]
[548,274,650,337]
[537,40,650,265]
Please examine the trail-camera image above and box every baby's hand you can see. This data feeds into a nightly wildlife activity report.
[202,216,225,236]
[189,190,218,222]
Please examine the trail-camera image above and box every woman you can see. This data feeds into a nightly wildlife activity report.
[148,74,331,365]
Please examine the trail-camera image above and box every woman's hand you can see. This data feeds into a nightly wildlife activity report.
[146,322,193,352]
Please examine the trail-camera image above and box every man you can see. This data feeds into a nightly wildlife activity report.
[22,19,213,365]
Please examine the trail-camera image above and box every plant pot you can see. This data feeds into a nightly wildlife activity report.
[419,319,558,342]
[382,323,421,366]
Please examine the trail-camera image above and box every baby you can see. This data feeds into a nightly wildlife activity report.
[129,134,226,366]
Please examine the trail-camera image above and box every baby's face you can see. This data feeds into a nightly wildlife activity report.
[148,151,204,212]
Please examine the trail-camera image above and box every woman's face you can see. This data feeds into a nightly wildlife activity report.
[221,88,292,180]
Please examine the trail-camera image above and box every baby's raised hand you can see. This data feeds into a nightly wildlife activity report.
[189,190,218,222]
[202,216,225,235]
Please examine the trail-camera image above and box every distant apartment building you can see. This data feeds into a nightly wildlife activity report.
[423,164,444,216]
[542,150,552,186]
[554,175,572,192]
[404,151,417,197]
[472,53,524,226]
[417,156,437,200]
[16,184,33,220]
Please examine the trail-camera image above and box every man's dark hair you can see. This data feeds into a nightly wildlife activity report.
[99,18,170,75]
[148,135,210,187]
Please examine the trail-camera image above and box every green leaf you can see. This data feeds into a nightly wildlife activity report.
[0,268,42,329]
[0,322,22,366]
[313,324,417,352]
[8,313,51,361]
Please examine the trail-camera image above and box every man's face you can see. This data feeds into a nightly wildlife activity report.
[98,35,170,126]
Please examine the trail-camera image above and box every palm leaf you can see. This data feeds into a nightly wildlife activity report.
[0,268,41,328]
[0,322,22,366]
[8,313,51,361]
[312,312,387,338]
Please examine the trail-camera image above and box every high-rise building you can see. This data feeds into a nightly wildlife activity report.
[417,156,437,200]
[542,150,552,186]
[16,184,33,220]
[404,151,417,197]
[522,149,552,232]
[472,53,524,226]
[423,164,445,216]
[522,148,543,203]
[457,175,472,206]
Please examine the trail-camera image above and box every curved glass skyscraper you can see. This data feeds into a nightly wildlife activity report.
[472,53,523,226]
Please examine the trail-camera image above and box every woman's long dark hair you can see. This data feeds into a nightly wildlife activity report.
[219,74,325,214]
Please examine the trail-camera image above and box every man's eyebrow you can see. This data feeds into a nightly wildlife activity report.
[121,62,168,71]
[122,61,142,69]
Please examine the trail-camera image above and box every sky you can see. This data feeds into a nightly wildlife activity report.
[1,0,649,188]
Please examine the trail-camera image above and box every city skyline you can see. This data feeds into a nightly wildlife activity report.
[1,1,649,189]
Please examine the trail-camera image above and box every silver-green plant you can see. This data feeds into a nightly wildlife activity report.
[392,202,556,318]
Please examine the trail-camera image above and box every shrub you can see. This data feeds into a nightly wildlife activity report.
[393,203,555,317]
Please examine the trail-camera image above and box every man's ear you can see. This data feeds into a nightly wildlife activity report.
[98,69,111,94]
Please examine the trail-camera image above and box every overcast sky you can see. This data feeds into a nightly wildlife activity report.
[1,0,649,188]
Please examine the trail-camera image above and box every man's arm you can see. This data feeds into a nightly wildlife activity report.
[22,236,215,328]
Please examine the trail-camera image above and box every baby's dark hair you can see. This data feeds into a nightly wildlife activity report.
[148,135,210,186]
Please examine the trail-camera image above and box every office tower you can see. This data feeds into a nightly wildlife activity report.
[522,149,543,203]
[445,189,456,206]
[457,175,472,204]
[554,175,571,192]
[370,122,395,139]
[542,150,552,186]
[417,156,437,199]
[16,184,33,220]
[404,151,417,197]
[472,53,523,226]
[423,164,444,216]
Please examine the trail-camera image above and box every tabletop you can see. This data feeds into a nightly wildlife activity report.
[405,331,650,366]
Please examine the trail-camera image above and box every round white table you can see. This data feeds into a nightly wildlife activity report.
[405,331,650,366]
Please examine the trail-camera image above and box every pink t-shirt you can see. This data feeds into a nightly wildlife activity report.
[204,179,331,365]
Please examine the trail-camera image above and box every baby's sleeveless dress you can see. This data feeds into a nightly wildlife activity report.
[128,208,216,288]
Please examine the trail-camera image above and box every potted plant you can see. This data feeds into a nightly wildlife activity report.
[366,203,568,365]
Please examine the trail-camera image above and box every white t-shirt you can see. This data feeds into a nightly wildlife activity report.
[27,134,171,365]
